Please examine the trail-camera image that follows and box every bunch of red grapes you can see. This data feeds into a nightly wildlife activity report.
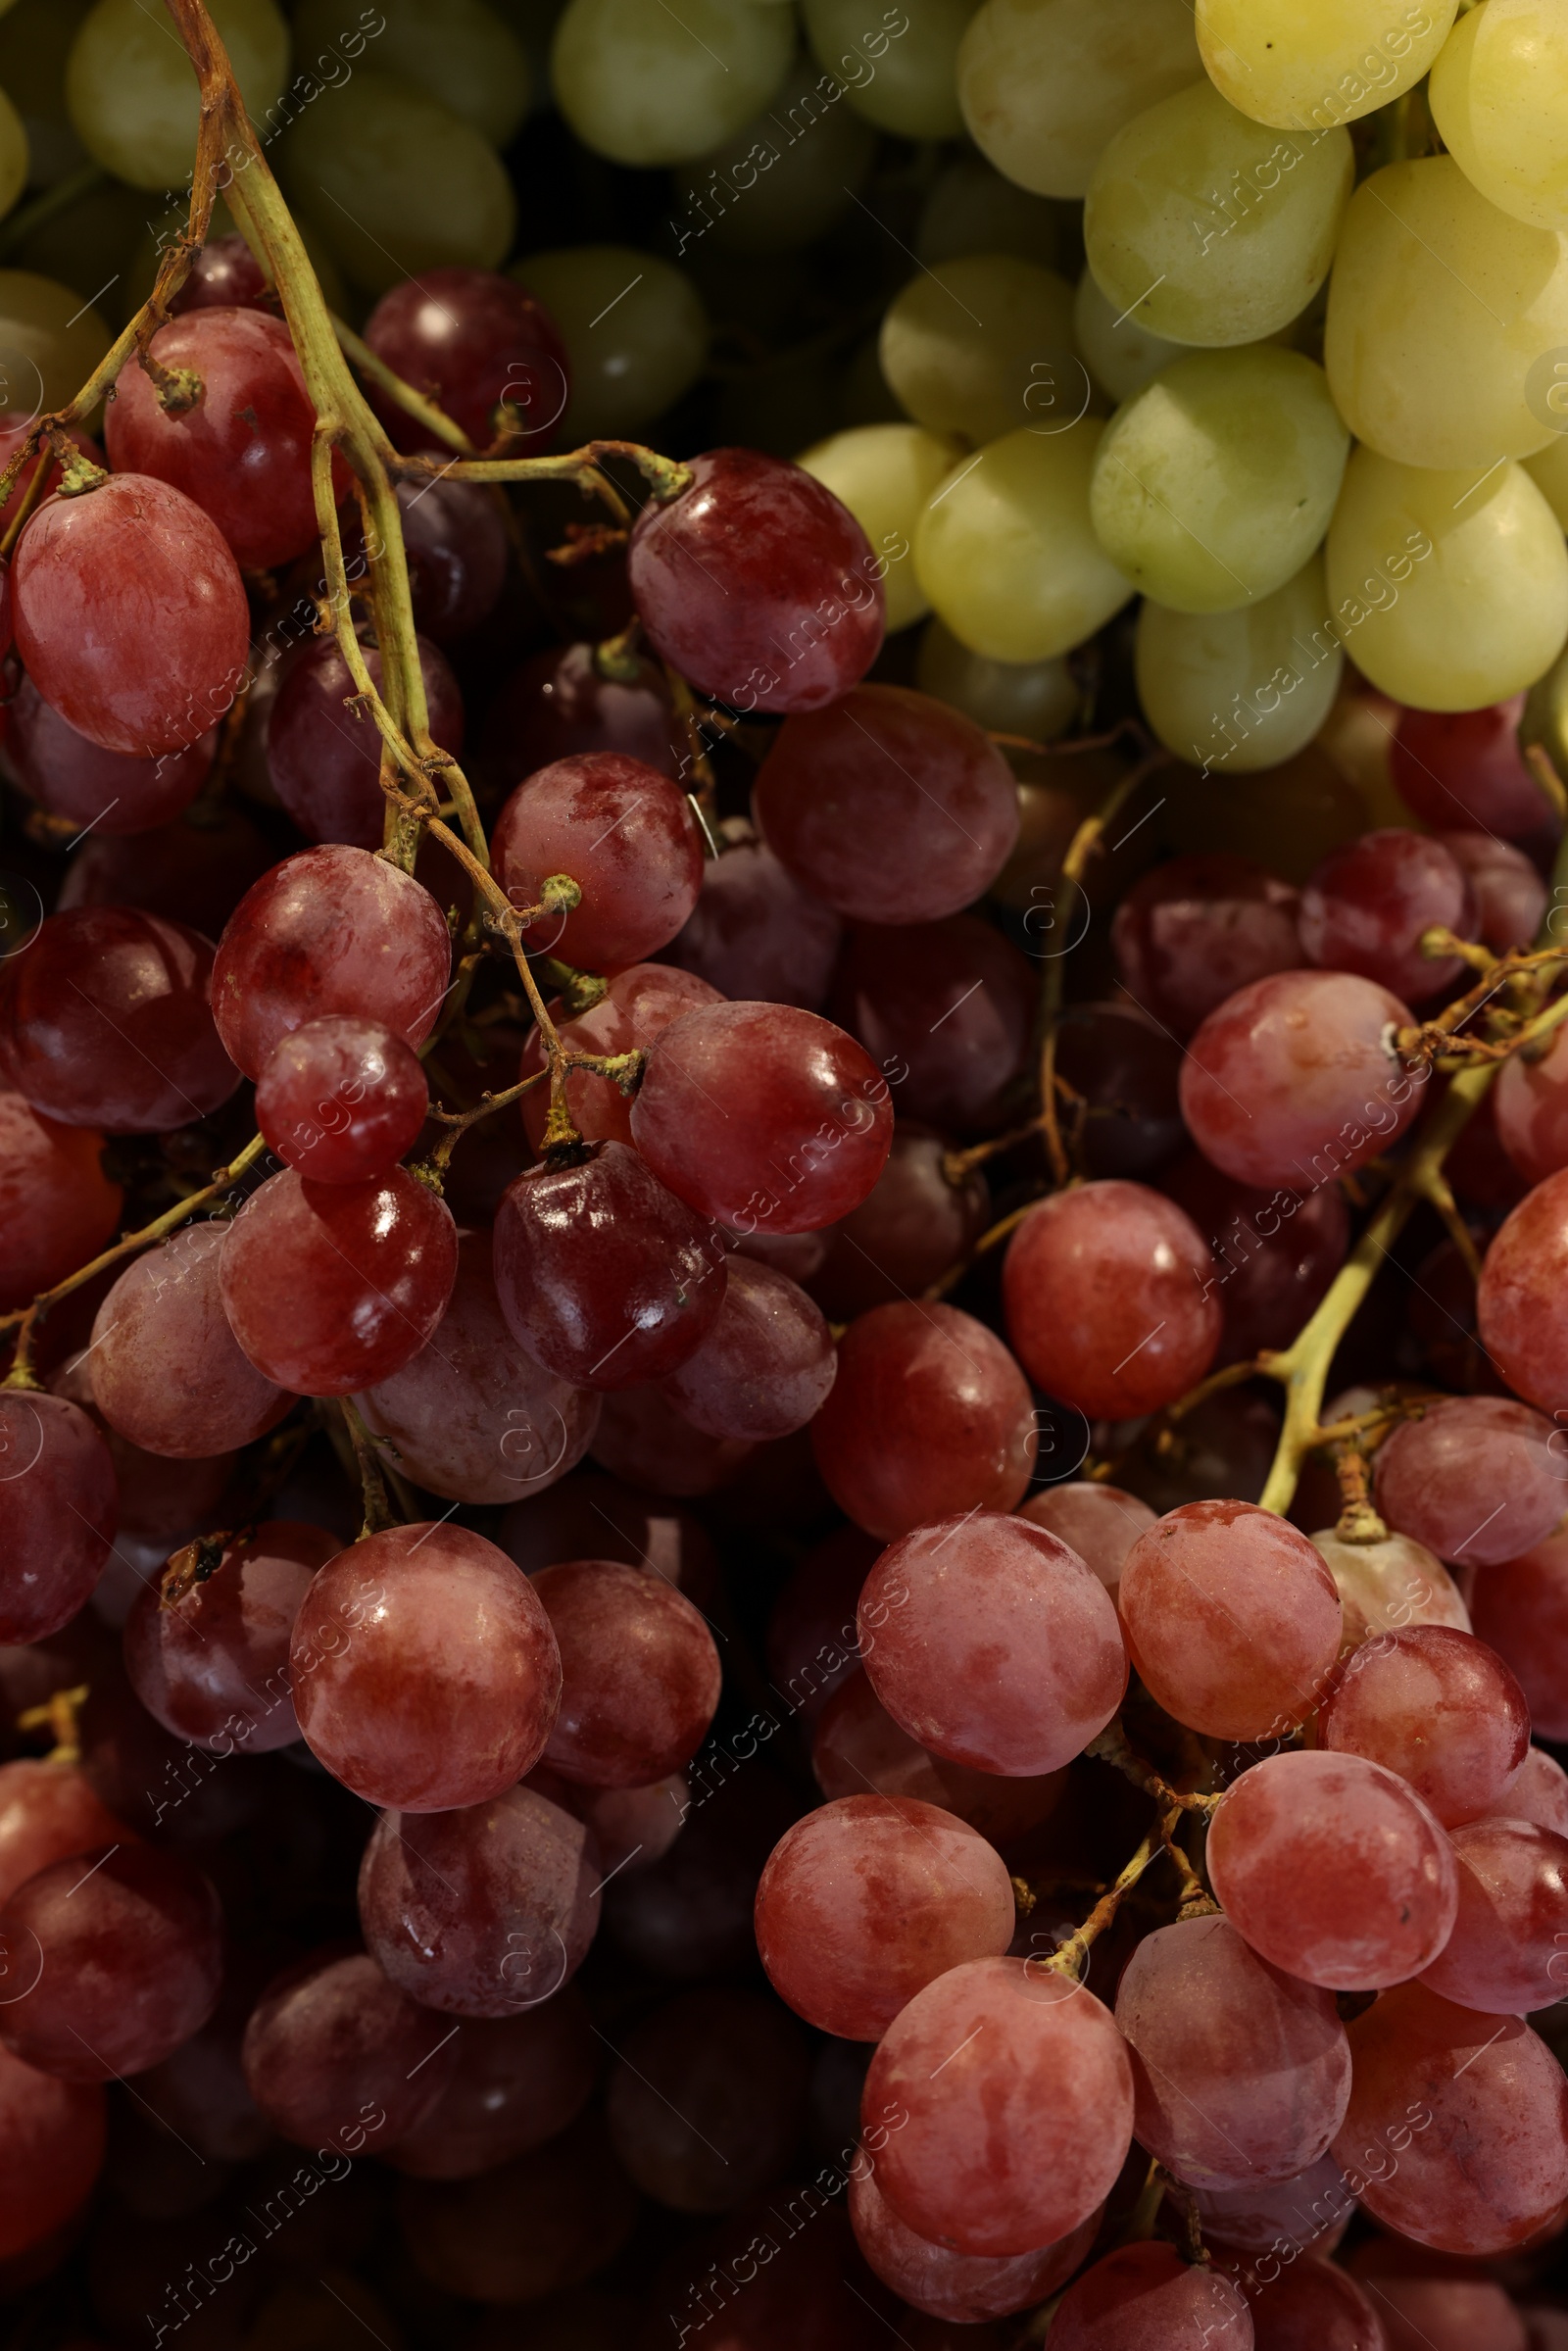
[5,227,1568,2351]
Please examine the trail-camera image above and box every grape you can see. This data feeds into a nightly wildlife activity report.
[1074,266,1186,406]
[290,1520,561,1810]
[541,1768,688,1884]
[804,0,974,138]
[532,1557,720,1787]
[1111,854,1300,1040]
[878,256,1079,450]
[553,0,792,164]
[515,246,708,440]
[53,1345,232,1548]
[0,1758,126,1912]
[88,1221,289,1457]
[862,1956,1134,2254]
[1137,552,1348,776]
[212,843,453,1082]
[0,2040,105,2263]
[589,1381,755,1497]
[632,1000,893,1236]
[1417,1817,1568,2015]
[812,1669,1067,1844]
[0,1391,115,1643]
[1327,157,1568,471]
[1091,348,1349,614]
[67,0,287,190]
[295,0,531,147]
[602,1764,798,1983]
[1085,81,1353,348]
[1497,1024,1568,1193]
[493,1141,726,1391]
[399,2116,638,2300]
[797,426,962,633]
[393,474,508,643]
[1019,1483,1156,1600]
[1375,1397,1567,1569]
[1197,0,1454,130]
[956,0,1200,200]
[122,1518,337,1754]
[1162,1151,1349,1365]
[626,448,885,715]
[915,613,1078,739]
[1188,2151,1352,2256]
[849,2160,1098,2323]
[676,59,877,256]
[1490,1746,1568,1840]
[1299,827,1480,1004]
[485,641,681,782]
[1053,1001,1190,1180]
[1206,1749,1458,1990]
[767,1523,880,1724]
[812,1124,989,1320]
[754,683,1019,926]
[1431,0,1568,233]
[1319,1625,1530,1830]
[858,1512,1126,1775]
[360,264,566,452]
[59,803,273,933]
[1391,695,1558,843]
[810,1301,1036,1542]
[256,1015,428,1187]
[661,1255,834,1442]
[1477,1169,1568,1412]
[490,751,702,972]
[1334,1981,1568,2254]
[386,1988,596,2180]
[1325,446,1568,712]
[1239,2263,1388,2348]
[220,1165,457,1396]
[1444,832,1548,956]
[0,1843,221,2082]
[240,1946,461,2152]
[1179,969,1424,1192]
[664,838,844,1014]
[0,1092,122,1310]
[1471,1534,1568,1741]
[1348,2256,1531,2351]
[267,634,466,851]
[170,231,272,317]
[502,1468,717,1605]
[913,419,1136,664]
[606,1984,808,2211]
[1054,2240,1254,2348]
[830,913,1036,1137]
[358,1779,600,2017]
[6,673,215,838]
[1003,1180,1222,1420]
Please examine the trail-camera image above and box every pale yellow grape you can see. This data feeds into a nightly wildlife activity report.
[797,424,963,629]
[671,62,876,257]
[1085,80,1353,349]
[0,86,27,227]
[803,0,978,141]
[957,0,1200,202]
[0,270,110,425]
[1325,446,1568,711]
[277,73,514,295]
[1073,269,1184,404]
[1136,554,1344,775]
[514,248,708,439]
[67,0,287,192]
[1197,0,1455,132]
[291,0,531,150]
[554,0,793,166]
[1527,434,1568,531]
[879,255,1084,449]
[1524,640,1568,776]
[916,613,1078,736]
[1431,2,1568,234]
[1089,347,1349,615]
[913,419,1136,662]
[917,154,1064,269]
[1324,157,1568,472]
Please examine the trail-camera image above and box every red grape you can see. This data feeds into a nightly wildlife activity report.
[627,448,885,714]
[829,913,1036,1137]
[1347,2256,1528,2351]
[1496,1020,1568,1189]
[491,750,703,971]
[661,1253,835,1441]
[50,1345,231,1547]
[1003,1180,1222,1420]
[211,842,452,1080]
[351,474,509,644]
[0,1759,127,1910]
[0,906,238,1133]
[171,232,273,315]
[384,1987,596,2179]
[482,640,681,779]
[6,673,216,837]
[664,834,844,1011]
[1180,969,1425,1191]
[1299,828,1479,1003]
[516,963,721,1153]
[811,1124,989,1320]
[542,1768,688,1881]
[1188,2152,1352,2256]
[1477,1169,1568,1410]
[602,1767,800,1984]
[1313,1522,1474,1649]
[1054,1001,1189,1178]
[0,1093,122,1311]
[500,1467,718,1604]
[358,1778,601,2016]
[1488,1744,1568,1838]
[848,2158,1098,2323]
[766,1523,880,1724]
[1391,697,1558,843]
[858,1512,1126,1776]
[257,1012,428,1185]
[587,1381,755,1495]
[0,1391,116,1643]
[605,1985,808,2212]
[1161,1150,1350,1366]
[363,267,569,452]
[1418,1816,1568,2014]
[0,2042,105,2261]
[122,1519,337,1752]
[0,422,103,541]
[861,1956,1134,2255]
[58,803,273,931]
[1111,853,1302,1039]
[15,473,249,757]
[290,1521,561,1810]
[240,1946,461,2152]
[1442,830,1547,954]
[1207,1750,1458,1989]
[0,1843,221,2082]
[89,1220,290,1455]
[1318,1625,1530,1826]
[267,634,465,850]
[532,1557,720,1787]
[812,1670,1067,1844]
[810,1300,1036,1542]
[398,2116,638,2302]
[1019,1484,1157,1599]
[1049,2243,1253,2350]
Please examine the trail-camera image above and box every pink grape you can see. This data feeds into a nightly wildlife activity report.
[848,2159,1099,2323]
[1347,2255,1529,2351]
[1049,2242,1253,2350]
[1111,852,1302,1038]
[0,1758,127,1910]
[661,1253,835,1441]
[1318,1625,1530,1826]
[0,1391,116,1644]
[211,843,452,1081]
[1206,1750,1458,1989]
[631,999,893,1235]
[516,963,721,1153]
[58,802,272,932]
[501,1467,718,1605]
[861,1955,1135,2255]
[363,266,569,452]
[1228,2254,1381,2348]
[829,913,1036,1136]
[664,834,844,1012]
[605,1985,808,2213]
[532,1557,720,1787]
[627,447,885,714]
[541,1767,689,1880]
[0,2042,106,2261]
[1488,1745,1568,1837]
[1314,1525,1473,1650]
[1442,831,1547,953]
[1496,1021,1568,1190]
[811,1123,989,1321]
[1188,2152,1352,2256]
[1299,827,1479,1003]
[484,640,681,777]
[240,1946,462,2152]
[1418,1817,1568,2014]
[1020,1484,1156,1599]
[384,1988,596,2180]
[588,1382,754,1496]
[491,750,703,971]
[754,683,1019,924]
[88,1220,290,1456]
[1003,1181,1222,1421]
[809,1301,1036,1543]
[755,1794,1016,2040]
[1374,1397,1567,1567]
[1391,697,1558,843]
[256,1013,428,1184]
[289,1521,561,1810]
[170,231,272,314]
[1479,1167,1568,1408]
[15,473,249,757]
[7,673,215,836]
[121,1518,337,1752]
[1471,1535,1568,1738]
[267,634,465,850]
[1180,969,1425,1191]
[1161,1150,1350,1366]
[50,1345,231,1547]
[858,1512,1126,1776]
[0,1093,122,1311]
[812,1670,1067,1845]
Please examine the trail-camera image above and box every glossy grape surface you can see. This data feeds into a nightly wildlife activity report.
[364,266,569,452]
[1050,2242,1253,2350]
[662,1254,835,1442]
[0,1391,116,1645]
[491,750,703,971]
[812,1125,989,1320]
[1419,1817,1568,2015]
[0,1093,122,1312]
[532,1558,720,1788]
[849,2161,1099,2324]
[830,913,1036,1137]
[0,1759,126,1912]
[240,1946,461,2152]
[1470,1534,1568,1741]
[517,965,721,1154]
[1319,1625,1530,1829]
[1110,853,1300,1039]
[256,1014,428,1185]
[812,1670,1067,1845]
[1391,696,1556,843]
[89,1219,289,1456]
[1477,1170,1568,1411]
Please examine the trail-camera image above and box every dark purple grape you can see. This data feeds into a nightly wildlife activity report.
[830,915,1036,1137]
[267,635,465,851]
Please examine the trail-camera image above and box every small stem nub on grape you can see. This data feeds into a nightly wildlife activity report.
[16,1684,90,1765]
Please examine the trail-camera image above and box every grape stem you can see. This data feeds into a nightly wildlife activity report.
[337,1396,401,1541]
[1085,1719,1220,1817]
[15,1685,89,1764]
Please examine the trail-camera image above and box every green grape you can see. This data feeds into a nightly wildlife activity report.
[1073,268,1184,404]
[1527,433,1568,532]
[913,417,1136,661]
[291,0,531,150]
[957,0,1200,202]
[1324,156,1568,472]
[0,0,90,189]
[0,269,110,426]
[916,612,1078,737]
[1164,742,1369,882]
[1198,0,1458,133]
[276,70,514,295]
[1136,553,1345,775]
[803,0,979,141]
[797,422,964,630]
[916,153,1065,269]
[66,0,288,192]
[1431,1,1568,234]
[1084,79,1353,349]
[1089,346,1349,614]
[879,254,1084,448]
[1324,445,1568,711]
[670,61,876,258]
[513,246,708,439]
[553,0,793,167]
[0,82,27,225]
[1523,639,1568,779]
